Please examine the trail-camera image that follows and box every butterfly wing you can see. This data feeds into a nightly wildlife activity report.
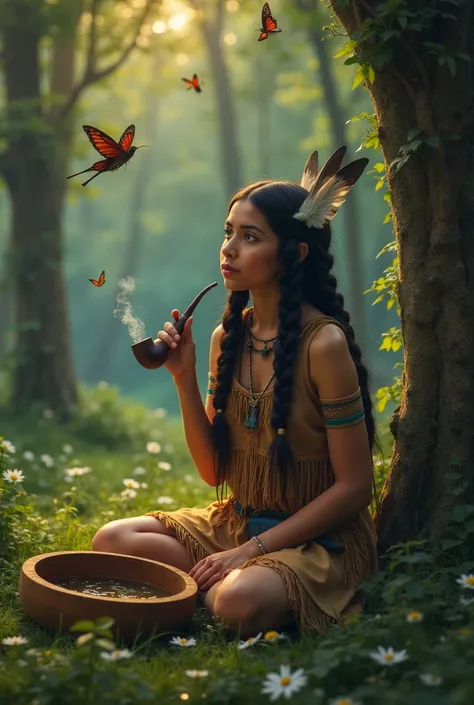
[257,31,268,41]
[262,2,281,33]
[83,125,124,159]
[119,125,135,153]
[89,270,106,287]
[182,77,193,89]
[192,74,202,92]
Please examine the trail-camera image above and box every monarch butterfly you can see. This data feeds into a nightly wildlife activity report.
[257,2,282,41]
[89,270,106,287]
[67,125,145,187]
[182,74,202,93]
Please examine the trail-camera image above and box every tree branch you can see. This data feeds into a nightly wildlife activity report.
[60,0,155,120]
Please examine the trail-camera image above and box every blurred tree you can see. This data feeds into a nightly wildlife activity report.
[293,0,367,344]
[0,0,155,419]
[329,0,474,550]
[188,0,242,197]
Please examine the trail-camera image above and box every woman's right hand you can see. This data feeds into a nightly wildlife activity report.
[155,309,196,380]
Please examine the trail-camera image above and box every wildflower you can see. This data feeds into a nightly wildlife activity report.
[185,670,209,678]
[169,636,197,647]
[158,461,172,471]
[406,611,423,623]
[263,630,287,643]
[123,478,140,489]
[40,454,54,467]
[329,698,362,705]
[157,496,174,504]
[261,664,307,700]
[97,381,109,390]
[62,444,73,454]
[2,469,25,484]
[133,466,147,476]
[65,467,92,477]
[460,596,474,606]
[146,442,161,454]
[100,649,133,661]
[456,573,474,590]
[23,451,35,461]
[43,408,54,419]
[1,440,16,454]
[457,627,471,638]
[121,489,137,499]
[237,632,262,649]
[153,408,167,418]
[369,646,408,666]
[2,636,28,646]
[140,483,148,489]
[184,474,194,483]
[419,673,442,686]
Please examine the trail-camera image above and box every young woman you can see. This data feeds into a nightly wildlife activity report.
[92,146,380,638]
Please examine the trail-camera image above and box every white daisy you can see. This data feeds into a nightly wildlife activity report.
[237,632,262,650]
[158,461,172,471]
[156,496,174,504]
[460,596,474,606]
[456,573,474,590]
[121,489,137,499]
[261,664,307,700]
[146,442,161,454]
[65,467,92,477]
[132,466,147,476]
[140,483,148,489]
[40,454,54,467]
[329,698,362,705]
[153,408,167,418]
[23,451,35,461]
[169,636,197,647]
[1,440,16,454]
[2,636,28,646]
[2,469,25,484]
[263,630,287,643]
[100,649,133,661]
[123,478,140,489]
[62,444,73,454]
[406,610,423,623]
[43,408,54,419]
[185,670,209,678]
[369,646,408,666]
[419,673,442,686]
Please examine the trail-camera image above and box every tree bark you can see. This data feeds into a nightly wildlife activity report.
[329,0,474,552]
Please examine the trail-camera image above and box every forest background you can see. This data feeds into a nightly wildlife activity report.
[0,0,400,423]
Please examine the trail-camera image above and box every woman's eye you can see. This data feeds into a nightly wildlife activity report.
[245,233,257,241]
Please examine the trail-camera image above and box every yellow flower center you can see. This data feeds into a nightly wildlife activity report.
[264,631,278,640]
[338,700,352,705]
[280,677,292,686]
[459,628,471,637]
[246,637,254,643]
[11,473,19,480]
[180,638,187,644]
[408,611,422,620]
[385,654,394,661]
[113,651,121,657]
[466,577,474,585]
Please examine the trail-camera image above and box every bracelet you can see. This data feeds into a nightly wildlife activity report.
[251,535,267,554]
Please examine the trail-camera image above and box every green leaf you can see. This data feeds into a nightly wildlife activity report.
[95,617,115,630]
[447,56,456,76]
[76,632,95,647]
[70,620,96,632]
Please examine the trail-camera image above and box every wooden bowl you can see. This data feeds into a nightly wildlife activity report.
[19,551,198,641]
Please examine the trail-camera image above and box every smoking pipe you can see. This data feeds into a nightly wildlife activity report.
[131,281,218,370]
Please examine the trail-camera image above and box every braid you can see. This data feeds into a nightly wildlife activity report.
[267,238,303,496]
[212,289,249,503]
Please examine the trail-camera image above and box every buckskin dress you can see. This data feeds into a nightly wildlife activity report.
[145,310,379,632]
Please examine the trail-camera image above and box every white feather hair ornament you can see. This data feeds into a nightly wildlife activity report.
[294,146,369,229]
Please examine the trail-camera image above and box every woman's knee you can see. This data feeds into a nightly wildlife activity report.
[91,516,174,552]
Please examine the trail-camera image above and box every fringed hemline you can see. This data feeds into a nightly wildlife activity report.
[144,510,209,565]
[238,556,343,634]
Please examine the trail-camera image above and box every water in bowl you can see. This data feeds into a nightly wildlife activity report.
[55,576,172,599]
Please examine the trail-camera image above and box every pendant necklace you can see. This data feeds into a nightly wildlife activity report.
[246,310,278,358]
[243,313,276,430]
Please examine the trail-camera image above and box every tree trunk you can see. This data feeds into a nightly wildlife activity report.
[198,2,243,197]
[2,4,78,419]
[329,1,474,552]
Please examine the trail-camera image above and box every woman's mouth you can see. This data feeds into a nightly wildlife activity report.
[221,264,239,276]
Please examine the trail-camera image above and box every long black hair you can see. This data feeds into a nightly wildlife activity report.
[211,180,382,517]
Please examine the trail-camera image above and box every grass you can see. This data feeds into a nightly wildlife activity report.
[1,395,474,705]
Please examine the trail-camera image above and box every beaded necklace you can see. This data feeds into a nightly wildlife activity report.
[243,311,277,430]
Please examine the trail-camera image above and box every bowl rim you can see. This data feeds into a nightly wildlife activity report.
[21,550,197,604]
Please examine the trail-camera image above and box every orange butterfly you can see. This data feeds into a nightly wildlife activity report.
[182,74,202,93]
[89,270,106,287]
[67,125,145,187]
[257,2,282,41]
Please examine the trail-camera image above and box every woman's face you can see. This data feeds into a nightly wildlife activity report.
[220,199,281,293]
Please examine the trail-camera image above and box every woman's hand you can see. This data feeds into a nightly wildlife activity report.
[189,544,259,592]
[156,309,196,380]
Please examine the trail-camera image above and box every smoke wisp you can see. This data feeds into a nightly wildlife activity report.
[113,275,146,343]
